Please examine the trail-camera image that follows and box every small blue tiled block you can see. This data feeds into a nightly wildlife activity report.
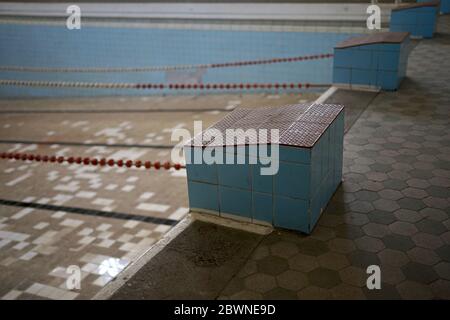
[390,23,416,35]
[274,195,309,233]
[219,186,252,219]
[320,130,330,180]
[274,162,311,199]
[333,39,406,90]
[390,5,437,38]
[186,105,345,235]
[252,192,273,224]
[187,181,219,213]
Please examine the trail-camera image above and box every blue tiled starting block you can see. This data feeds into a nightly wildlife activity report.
[184,103,344,234]
[333,32,410,91]
[390,1,440,38]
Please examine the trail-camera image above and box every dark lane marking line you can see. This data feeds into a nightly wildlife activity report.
[0,108,233,114]
[0,199,178,226]
[0,140,178,149]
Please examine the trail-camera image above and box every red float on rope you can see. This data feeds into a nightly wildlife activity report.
[0,79,331,91]
[0,152,185,171]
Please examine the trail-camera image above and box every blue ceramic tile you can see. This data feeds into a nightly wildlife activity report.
[417,11,437,25]
[185,157,218,184]
[390,23,415,35]
[274,162,311,199]
[187,181,219,213]
[252,164,273,193]
[252,192,273,223]
[390,4,437,37]
[421,6,439,14]
[218,164,251,190]
[376,50,400,71]
[320,130,330,180]
[420,24,435,38]
[219,186,252,219]
[333,49,352,68]
[354,44,384,51]
[279,145,311,164]
[351,68,377,86]
[350,49,374,69]
[377,70,399,91]
[310,192,322,228]
[333,67,351,84]
[273,195,309,233]
[391,10,415,24]
[382,43,401,52]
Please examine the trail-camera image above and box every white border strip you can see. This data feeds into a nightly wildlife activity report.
[314,85,337,104]
[314,84,381,105]
[0,2,395,22]
[0,17,385,34]
[191,211,273,235]
[333,83,381,93]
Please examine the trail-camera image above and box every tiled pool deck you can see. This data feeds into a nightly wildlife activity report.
[111,15,450,300]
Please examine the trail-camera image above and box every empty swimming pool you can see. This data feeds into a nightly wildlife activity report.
[0,18,362,97]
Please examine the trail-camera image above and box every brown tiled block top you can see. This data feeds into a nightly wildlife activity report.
[335,32,410,49]
[392,0,440,12]
[186,103,344,148]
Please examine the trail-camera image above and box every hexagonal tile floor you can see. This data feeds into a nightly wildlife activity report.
[216,16,450,300]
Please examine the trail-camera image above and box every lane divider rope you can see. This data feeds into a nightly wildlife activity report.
[0,53,333,73]
[0,152,185,170]
[0,80,330,90]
